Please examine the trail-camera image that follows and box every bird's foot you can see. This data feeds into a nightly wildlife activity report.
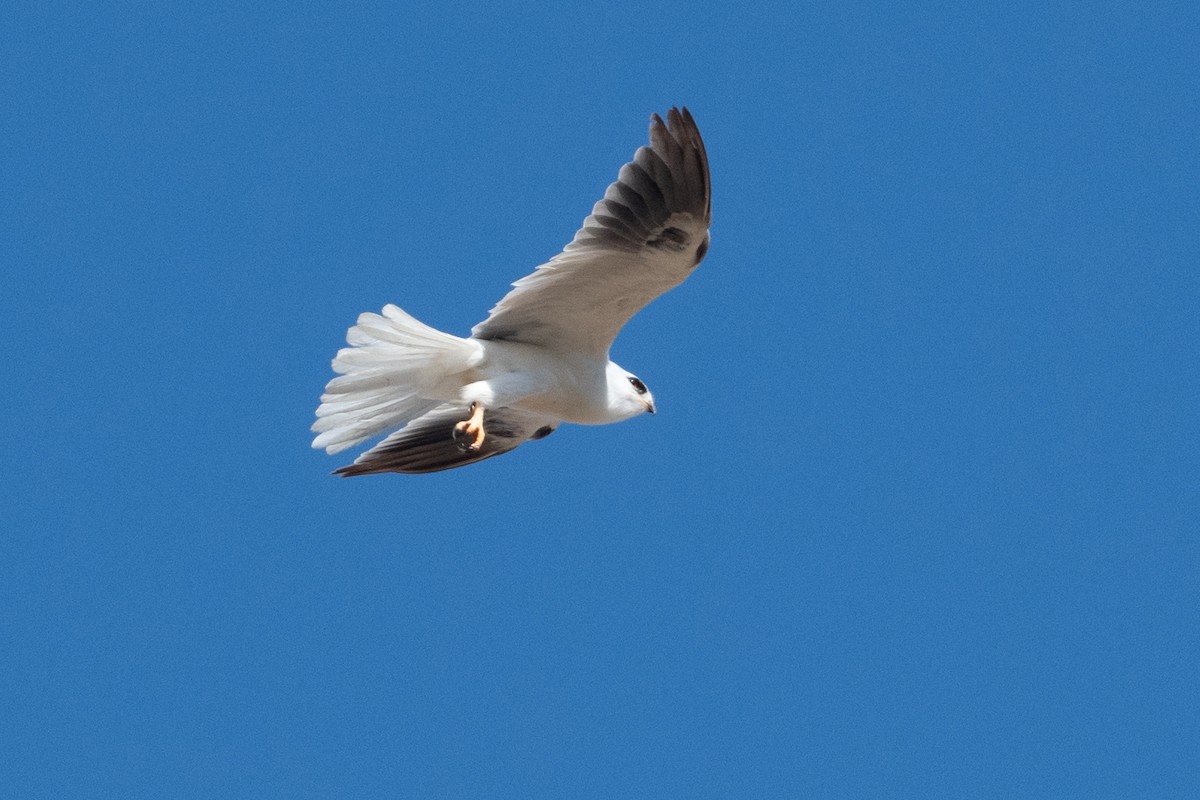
[453,402,486,451]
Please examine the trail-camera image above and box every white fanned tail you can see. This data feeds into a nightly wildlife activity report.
[312,304,480,454]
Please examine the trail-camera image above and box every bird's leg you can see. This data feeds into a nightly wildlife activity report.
[453,402,487,451]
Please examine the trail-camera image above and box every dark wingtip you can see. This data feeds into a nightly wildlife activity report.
[655,106,710,224]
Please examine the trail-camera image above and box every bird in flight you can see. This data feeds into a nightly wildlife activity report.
[312,107,711,475]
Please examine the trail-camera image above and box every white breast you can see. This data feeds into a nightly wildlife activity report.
[471,340,614,424]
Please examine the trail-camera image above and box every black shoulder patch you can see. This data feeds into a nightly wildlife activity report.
[647,226,689,252]
[693,233,709,266]
[530,426,555,440]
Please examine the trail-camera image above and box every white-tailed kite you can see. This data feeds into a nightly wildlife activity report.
[312,107,711,475]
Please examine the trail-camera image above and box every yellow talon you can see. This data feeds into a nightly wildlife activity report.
[454,402,487,451]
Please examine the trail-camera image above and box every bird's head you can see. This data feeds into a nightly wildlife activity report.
[606,362,656,420]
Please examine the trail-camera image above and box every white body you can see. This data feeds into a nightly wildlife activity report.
[465,341,645,426]
[312,305,652,456]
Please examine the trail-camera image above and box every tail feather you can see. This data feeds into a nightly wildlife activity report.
[312,304,481,454]
[315,391,433,425]
[321,368,408,395]
[313,396,439,454]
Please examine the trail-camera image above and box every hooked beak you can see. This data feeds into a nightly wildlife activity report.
[644,398,656,415]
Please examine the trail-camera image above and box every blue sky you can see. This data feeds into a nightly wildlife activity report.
[3,2,1197,797]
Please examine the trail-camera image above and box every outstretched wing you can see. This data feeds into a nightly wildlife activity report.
[471,107,711,357]
[334,405,558,476]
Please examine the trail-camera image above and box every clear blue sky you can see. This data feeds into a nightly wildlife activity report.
[4,2,1197,797]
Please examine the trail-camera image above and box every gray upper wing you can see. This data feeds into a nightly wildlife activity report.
[471,107,711,357]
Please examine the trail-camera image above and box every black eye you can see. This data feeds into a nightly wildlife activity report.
[628,376,647,395]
